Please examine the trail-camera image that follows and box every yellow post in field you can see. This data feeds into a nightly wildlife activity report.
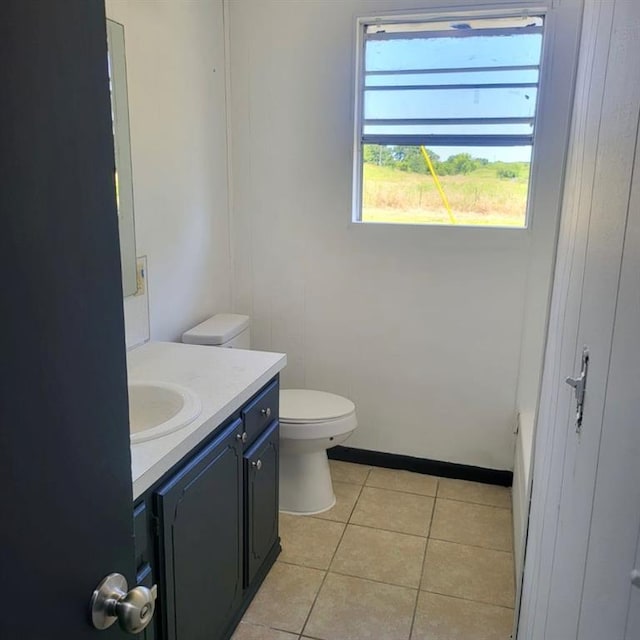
[420,146,457,225]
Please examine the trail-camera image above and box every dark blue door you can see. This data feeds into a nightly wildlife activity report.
[0,2,135,638]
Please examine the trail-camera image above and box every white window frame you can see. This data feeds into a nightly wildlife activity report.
[351,5,552,229]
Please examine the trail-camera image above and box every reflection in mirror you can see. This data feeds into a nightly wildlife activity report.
[106,19,137,297]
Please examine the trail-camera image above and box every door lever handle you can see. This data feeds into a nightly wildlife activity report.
[565,347,589,432]
[565,372,585,397]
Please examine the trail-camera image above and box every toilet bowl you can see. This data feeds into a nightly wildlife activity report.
[182,314,359,515]
[279,389,357,515]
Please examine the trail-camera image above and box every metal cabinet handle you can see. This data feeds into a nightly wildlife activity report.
[632,569,640,588]
[251,459,263,471]
[91,573,157,634]
[236,431,248,443]
[260,407,271,419]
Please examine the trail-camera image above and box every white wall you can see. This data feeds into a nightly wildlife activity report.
[105,0,231,343]
[227,0,581,469]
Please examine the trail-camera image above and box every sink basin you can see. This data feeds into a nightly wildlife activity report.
[128,381,202,443]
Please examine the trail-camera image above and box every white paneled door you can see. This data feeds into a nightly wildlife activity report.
[519,1,640,638]
[575,107,640,639]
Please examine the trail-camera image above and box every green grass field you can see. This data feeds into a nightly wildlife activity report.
[362,162,530,227]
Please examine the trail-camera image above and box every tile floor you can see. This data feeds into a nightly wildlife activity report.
[234,461,515,640]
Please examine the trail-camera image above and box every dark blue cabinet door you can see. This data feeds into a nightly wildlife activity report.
[136,563,156,640]
[134,501,156,640]
[244,421,280,586]
[155,419,244,640]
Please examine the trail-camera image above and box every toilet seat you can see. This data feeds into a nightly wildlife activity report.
[279,390,357,442]
[280,389,355,424]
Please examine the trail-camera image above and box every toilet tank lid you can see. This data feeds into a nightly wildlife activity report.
[182,314,250,345]
[280,389,356,423]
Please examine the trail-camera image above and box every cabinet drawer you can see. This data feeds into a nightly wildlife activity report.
[241,379,279,446]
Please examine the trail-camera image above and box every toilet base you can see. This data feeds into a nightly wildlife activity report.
[279,450,335,515]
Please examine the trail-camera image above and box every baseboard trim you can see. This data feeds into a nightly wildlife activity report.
[328,446,513,487]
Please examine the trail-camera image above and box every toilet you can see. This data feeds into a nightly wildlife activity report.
[182,314,358,515]
[278,389,357,514]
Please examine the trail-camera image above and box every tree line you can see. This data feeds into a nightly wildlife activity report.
[363,144,524,178]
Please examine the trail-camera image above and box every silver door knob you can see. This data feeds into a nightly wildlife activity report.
[260,407,271,418]
[252,459,263,470]
[90,573,157,634]
[236,431,248,443]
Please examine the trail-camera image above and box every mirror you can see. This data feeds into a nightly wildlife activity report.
[106,19,137,297]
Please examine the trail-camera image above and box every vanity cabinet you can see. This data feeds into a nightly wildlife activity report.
[133,376,281,640]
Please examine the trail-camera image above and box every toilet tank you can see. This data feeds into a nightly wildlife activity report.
[182,314,250,349]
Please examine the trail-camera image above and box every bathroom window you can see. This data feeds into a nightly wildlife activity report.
[353,14,544,227]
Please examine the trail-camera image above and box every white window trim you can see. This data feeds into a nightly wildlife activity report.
[351,3,554,230]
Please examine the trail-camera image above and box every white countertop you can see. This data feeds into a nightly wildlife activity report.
[127,341,286,499]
